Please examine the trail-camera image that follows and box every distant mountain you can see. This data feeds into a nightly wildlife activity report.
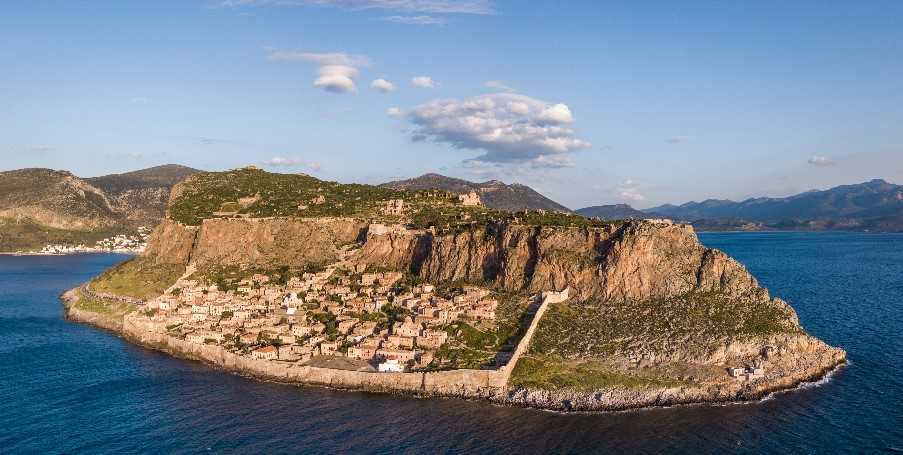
[576,204,648,220]
[0,168,120,230]
[0,165,200,251]
[646,179,903,232]
[87,164,200,225]
[380,173,571,213]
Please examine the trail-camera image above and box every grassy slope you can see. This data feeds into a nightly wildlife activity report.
[510,292,803,391]
[72,288,134,319]
[90,256,184,300]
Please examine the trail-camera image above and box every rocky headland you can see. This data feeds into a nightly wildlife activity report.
[61,168,845,412]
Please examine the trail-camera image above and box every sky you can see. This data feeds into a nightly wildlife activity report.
[2,0,902,209]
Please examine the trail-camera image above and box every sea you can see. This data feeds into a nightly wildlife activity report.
[0,232,901,454]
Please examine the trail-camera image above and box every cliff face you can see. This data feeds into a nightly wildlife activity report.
[146,217,366,268]
[354,221,770,305]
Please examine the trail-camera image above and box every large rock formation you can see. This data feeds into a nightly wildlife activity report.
[146,217,366,268]
[353,220,768,305]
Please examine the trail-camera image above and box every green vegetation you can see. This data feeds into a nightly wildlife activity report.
[436,291,531,369]
[166,168,614,231]
[90,256,185,300]
[510,355,687,391]
[530,292,802,359]
[73,290,133,319]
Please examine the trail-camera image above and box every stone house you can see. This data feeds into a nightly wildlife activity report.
[251,346,278,360]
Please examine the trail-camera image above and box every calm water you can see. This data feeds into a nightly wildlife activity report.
[1,232,901,454]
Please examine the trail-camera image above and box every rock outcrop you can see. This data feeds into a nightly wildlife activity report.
[354,220,770,305]
[145,217,366,268]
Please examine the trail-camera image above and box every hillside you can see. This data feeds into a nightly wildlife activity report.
[0,165,199,251]
[0,168,121,230]
[647,179,903,231]
[380,173,571,213]
[576,204,648,220]
[77,168,844,411]
[87,164,199,225]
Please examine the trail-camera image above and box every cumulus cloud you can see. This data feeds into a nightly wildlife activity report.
[221,0,493,14]
[807,155,835,166]
[381,15,445,25]
[405,93,590,166]
[370,78,396,93]
[386,107,404,117]
[266,50,370,93]
[484,80,515,92]
[411,76,436,88]
[262,156,322,171]
[617,179,645,202]
[263,156,301,166]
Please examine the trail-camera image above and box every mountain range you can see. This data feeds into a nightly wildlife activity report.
[380,173,571,213]
[575,204,648,220]
[0,165,199,250]
[645,179,903,231]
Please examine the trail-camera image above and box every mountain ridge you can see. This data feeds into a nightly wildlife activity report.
[380,173,571,213]
[0,164,200,250]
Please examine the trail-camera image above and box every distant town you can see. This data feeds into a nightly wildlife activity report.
[32,227,151,255]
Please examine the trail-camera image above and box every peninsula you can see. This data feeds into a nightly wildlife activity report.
[61,167,845,412]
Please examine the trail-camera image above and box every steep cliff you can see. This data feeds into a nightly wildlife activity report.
[145,217,366,269]
[354,220,764,304]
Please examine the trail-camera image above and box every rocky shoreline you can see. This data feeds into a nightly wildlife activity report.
[61,287,846,413]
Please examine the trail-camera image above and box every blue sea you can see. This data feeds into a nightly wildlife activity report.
[1,232,901,454]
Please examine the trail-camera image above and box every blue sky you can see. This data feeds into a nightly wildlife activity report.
[2,0,901,209]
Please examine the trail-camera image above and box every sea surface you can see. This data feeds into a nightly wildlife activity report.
[1,232,901,454]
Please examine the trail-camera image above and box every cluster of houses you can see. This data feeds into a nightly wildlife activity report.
[36,226,151,255]
[139,259,502,373]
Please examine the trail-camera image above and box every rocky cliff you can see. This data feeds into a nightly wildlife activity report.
[352,220,769,305]
[146,217,366,268]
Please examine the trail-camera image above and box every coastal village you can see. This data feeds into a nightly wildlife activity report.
[137,248,511,373]
[35,226,152,255]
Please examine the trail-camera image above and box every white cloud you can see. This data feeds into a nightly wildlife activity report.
[617,179,645,202]
[381,15,445,25]
[537,103,574,124]
[263,156,301,166]
[370,78,396,93]
[411,76,436,88]
[406,92,591,165]
[386,107,404,117]
[266,50,370,93]
[807,155,835,166]
[484,80,515,92]
[221,0,493,15]
[262,156,322,172]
